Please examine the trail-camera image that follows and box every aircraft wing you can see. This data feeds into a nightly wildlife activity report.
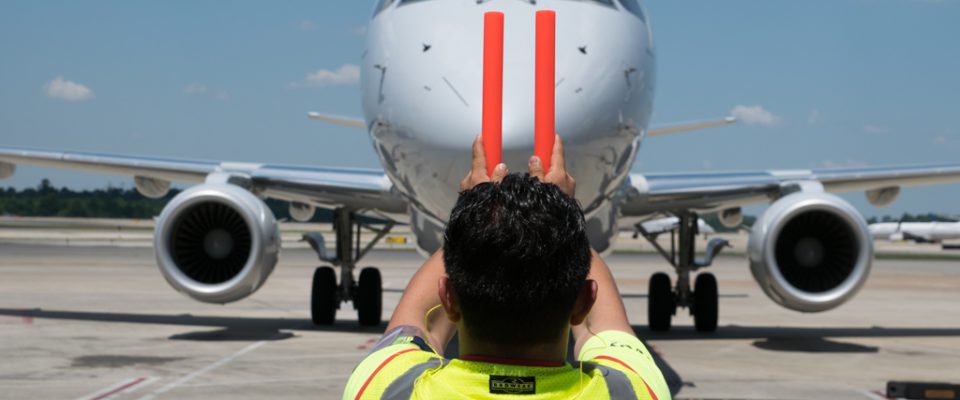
[621,163,960,215]
[0,146,407,214]
[647,116,737,137]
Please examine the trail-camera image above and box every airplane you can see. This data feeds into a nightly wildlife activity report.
[870,220,960,244]
[3,0,960,333]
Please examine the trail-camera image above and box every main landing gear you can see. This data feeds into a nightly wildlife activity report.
[302,208,395,326]
[636,212,728,332]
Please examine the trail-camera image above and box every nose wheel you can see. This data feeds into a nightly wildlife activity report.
[692,273,718,332]
[648,272,675,331]
[356,267,383,326]
[303,208,394,326]
[311,266,338,325]
[646,271,719,332]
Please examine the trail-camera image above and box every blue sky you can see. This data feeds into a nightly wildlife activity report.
[1,0,958,218]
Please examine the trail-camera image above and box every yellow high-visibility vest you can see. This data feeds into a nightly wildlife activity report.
[343,330,671,400]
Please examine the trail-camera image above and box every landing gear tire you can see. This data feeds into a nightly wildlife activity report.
[648,272,675,332]
[693,272,718,332]
[356,267,382,326]
[311,266,338,325]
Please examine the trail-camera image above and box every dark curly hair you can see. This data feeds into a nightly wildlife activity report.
[443,173,592,346]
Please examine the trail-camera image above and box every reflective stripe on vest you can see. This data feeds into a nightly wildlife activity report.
[583,362,639,400]
[381,358,444,400]
[380,360,638,399]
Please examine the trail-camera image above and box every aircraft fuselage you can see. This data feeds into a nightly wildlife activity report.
[362,0,655,252]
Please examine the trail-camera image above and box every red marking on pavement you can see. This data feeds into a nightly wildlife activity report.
[534,10,556,172]
[92,377,147,400]
[357,338,377,350]
[0,310,33,325]
[482,11,504,176]
[872,390,894,400]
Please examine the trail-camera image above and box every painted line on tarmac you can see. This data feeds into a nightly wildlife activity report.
[137,340,268,400]
[246,352,366,362]
[182,374,354,388]
[76,376,157,400]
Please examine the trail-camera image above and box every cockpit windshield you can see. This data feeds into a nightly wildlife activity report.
[568,0,616,6]
[372,0,395,18]
[618,0,646,21]
[377,0,633,17]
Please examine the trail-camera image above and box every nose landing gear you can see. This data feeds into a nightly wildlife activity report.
[636,212,728,332]
[303,208,395,326]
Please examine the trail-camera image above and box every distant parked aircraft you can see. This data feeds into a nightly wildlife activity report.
[870,221,960,243]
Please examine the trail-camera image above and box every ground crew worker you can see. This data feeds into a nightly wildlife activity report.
[343,136,671,399]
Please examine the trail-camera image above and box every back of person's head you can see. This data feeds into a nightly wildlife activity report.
[443,173,591,346]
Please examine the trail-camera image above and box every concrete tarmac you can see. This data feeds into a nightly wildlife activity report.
[1,243,959,399]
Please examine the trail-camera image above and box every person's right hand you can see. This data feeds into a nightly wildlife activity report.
[528,134,576,198]
[460,135,508,191]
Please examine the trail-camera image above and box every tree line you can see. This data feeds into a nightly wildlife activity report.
[2,179,953,226]
[0,179,331,222]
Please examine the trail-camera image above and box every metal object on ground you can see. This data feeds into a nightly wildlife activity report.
[887,381,959,399]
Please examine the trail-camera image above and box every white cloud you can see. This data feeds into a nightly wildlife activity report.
[807,109,822,124]
[352,25,367,36]
[183,83,208,95]
[863,124,890,134]
[299,20,316,31]
[183,83,229,100]
[44,76,94,102]
[293,64,361,88]
[730,105,780,127]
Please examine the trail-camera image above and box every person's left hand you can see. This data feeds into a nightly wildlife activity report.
[460,135,508,191]
[528,134,576,198]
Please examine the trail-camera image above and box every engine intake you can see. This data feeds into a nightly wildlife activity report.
[748,192,872,312]
[154,184,280,304]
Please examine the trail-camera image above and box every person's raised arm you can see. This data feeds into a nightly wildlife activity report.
[384,136,508,355]
[571,250,634,355]
[384,250,456,355]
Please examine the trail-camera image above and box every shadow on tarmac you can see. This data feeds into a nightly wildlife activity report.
[633,324,960,341]
[0,308,386,336]
[751,337,879,353]
[7,307,960,343]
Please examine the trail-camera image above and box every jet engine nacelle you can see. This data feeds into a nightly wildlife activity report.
[154,184,280,304]
[748,191,873,312]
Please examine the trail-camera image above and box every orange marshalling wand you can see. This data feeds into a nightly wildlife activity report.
[534,10,556,172]
[482,10,556,174]
[482,12,504,176]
